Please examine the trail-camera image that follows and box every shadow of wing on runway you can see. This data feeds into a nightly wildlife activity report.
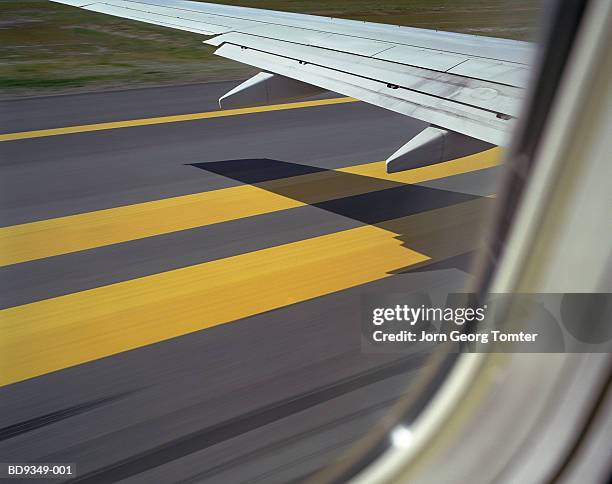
[380,197,495,275]
[189,158,495,276]
[188,158,478,222]
[389,251,479,276]
[191,158,327,184]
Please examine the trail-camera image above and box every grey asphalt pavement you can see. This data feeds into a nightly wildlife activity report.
[0,81,501,483]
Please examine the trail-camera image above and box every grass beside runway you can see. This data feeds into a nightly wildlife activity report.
[1,0,541,98]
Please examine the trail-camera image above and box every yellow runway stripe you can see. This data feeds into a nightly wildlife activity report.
[0,148,502,266]
[0,97,357,142]
[0,197,492,386]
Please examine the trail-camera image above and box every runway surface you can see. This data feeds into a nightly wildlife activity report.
[0,81,502,482]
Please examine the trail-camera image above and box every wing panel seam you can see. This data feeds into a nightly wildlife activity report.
[213,34,525,91]
[220,42,517,119]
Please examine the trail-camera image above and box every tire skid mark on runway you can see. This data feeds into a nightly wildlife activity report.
[0,97,357,142]
[0,391,135,441]
[0,196,493,387]
[63,357,423,484]
[0,148,501,267]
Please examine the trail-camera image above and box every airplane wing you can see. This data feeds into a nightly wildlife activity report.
[51,0,534,171]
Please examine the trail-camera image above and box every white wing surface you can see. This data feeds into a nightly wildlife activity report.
[51,0,534,169]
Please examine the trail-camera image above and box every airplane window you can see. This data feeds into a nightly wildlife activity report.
[1,1,610,483]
